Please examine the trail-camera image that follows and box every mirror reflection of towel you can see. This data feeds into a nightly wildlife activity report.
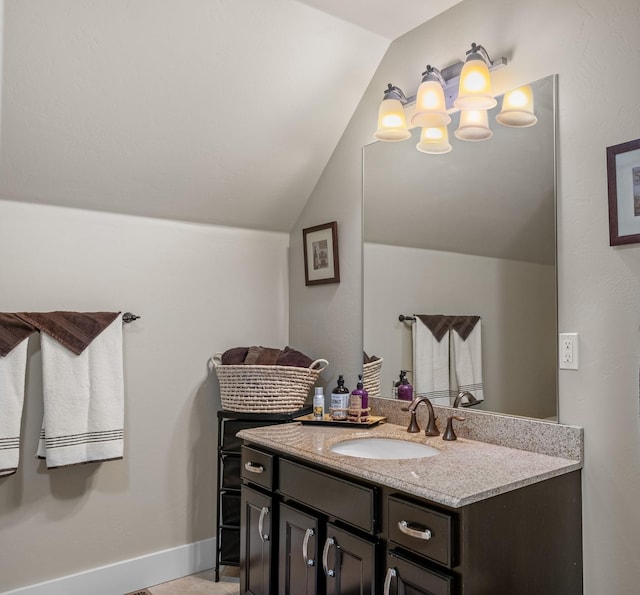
[412,316,452,405]
[412,315,483,406]
[451,320,484,403]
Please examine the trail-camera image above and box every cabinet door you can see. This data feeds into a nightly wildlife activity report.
[323,523,377,595]
[279,503,321,595]
[384,550,454,595]
[240,486,274,595]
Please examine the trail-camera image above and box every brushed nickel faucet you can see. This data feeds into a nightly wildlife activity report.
[406,396,439,436]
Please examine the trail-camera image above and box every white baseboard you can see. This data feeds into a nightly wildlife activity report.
[1,537,216,595]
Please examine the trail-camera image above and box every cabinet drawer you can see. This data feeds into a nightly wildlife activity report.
[386,549,454,595]
[241,445,275,491]
[388,495,456,568]
[279,458,376,533]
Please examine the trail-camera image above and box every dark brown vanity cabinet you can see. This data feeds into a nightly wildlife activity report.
[278,503,320,595]
[240,485,274,595]
[240,442,582,595]
[241,445,380,595]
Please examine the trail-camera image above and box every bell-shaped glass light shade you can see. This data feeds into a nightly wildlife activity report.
[454,57,497,110]
[455,109,493,141]
[416,126,452,154]
[411,80,451,128]
[496,85,537,127]
[374,98,411,142]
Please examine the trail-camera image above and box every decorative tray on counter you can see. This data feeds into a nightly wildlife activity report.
[294,414,386,428]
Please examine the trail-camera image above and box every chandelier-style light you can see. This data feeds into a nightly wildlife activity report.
[372,42,537,155]
[454,43,497,110]
[496,85,537,127]
[416,126,452,154]
[374,84,411,142]
[411,66,450,129]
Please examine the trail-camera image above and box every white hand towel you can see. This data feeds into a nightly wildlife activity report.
[37,314,124,468]
[0,339,29,477]
[452,319,484,403]
[412,317,451,406]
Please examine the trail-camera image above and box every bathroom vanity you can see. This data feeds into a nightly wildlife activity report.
[237,413,583,595]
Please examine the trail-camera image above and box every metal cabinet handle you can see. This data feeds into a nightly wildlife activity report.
[244,462,265,474]
[398,520,432,541]
[383,567,397,595]
[302,528,315,567]
[258,506,269,542]
[322,537,336,577]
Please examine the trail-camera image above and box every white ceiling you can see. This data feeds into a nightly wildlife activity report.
[0,1,460,233]
[296,0,463,40]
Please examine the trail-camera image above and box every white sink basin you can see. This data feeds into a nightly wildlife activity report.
[329,437,439,460]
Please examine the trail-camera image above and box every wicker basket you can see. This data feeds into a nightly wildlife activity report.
[210,353,329,413]
[362,357,383,397]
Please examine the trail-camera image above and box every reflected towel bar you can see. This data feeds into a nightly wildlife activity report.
[399,315,416,322]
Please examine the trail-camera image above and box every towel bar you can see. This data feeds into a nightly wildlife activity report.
[122,312,141,324]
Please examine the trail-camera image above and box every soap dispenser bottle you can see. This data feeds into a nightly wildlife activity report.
[392,370,404,399]
[349,374,369,422]
[397,371,414,401]
[330,375,350,420]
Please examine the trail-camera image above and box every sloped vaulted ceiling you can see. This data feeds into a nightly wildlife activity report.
[0,0,464,231]
[0,0,393,231]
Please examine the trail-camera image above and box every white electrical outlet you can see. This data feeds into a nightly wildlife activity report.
[559,333,579,370]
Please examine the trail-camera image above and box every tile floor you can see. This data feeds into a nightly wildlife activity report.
[147,567,239,594]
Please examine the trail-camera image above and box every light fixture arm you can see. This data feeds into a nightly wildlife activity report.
[465,42,494,65]
[382,83,408,103]
[420,65,446,86]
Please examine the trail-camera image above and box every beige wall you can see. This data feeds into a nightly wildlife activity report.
[364,242,556,419]
[0,200,289,592]
[290,0,640,592]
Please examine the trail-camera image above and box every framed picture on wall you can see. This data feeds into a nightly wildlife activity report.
[303,221,340,286]
[607,137,640,245]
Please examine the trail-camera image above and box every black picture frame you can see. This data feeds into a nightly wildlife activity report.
[607,138,640,246]
[303,221,340,286]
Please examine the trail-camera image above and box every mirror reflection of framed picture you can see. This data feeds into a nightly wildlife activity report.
[303,221,340,286]
[607,138,640,245]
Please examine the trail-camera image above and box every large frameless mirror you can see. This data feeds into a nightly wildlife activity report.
[363,74,557,420]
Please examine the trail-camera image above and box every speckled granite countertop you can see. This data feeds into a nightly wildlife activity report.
[237,421,582,508]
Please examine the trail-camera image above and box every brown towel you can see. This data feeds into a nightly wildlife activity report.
[0,314,37,357]
[416,315,481,342]
[244,346,282,365]
[221,346,249,365]
[416,315,454,342]
[16,311,120,355]
[276,346,313,368]
[451,316,481,341]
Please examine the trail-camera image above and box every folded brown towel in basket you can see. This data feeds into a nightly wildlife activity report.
[220,345,315,368]
[221,347,249,365]
[245,346,281,365]
[276,346,313,368]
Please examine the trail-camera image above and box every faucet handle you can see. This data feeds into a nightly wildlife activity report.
[442,415,465,441]
[406,410,420,433]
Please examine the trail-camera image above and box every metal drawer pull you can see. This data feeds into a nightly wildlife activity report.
[244,462,265,474]
[383,567,397,595]
[322,537,336,577]
[258,506,269,542]
[302,528,315,566]
[398,520,432,540]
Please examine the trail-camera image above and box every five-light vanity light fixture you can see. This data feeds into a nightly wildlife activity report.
[374,43,537,154]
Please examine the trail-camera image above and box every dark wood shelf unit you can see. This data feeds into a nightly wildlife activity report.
[214,406,311,582]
